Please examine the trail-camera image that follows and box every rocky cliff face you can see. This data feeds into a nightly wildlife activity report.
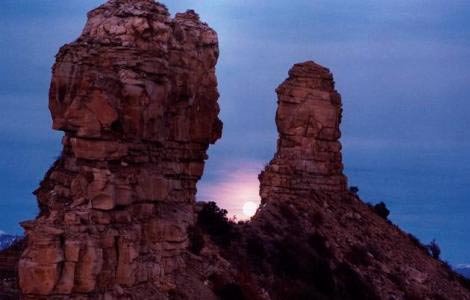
[19,0,221,298]
[13,1,470,300]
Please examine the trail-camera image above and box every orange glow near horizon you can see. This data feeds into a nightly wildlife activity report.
[197,160,263,221]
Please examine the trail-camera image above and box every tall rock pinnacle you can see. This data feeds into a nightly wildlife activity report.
[19,0,221,298]
[260,61,347,201]
[12,1,470,300]
[251,61,470,300]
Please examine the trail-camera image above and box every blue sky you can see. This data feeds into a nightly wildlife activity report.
[0,0,469,265]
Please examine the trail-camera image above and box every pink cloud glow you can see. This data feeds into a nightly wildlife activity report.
[197,160,263,220]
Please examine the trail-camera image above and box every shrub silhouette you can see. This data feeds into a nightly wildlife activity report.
[349,186,359,194]
[426,239,441,259]
[367,202,390,220]
[197,201,237,247]
[373,202,390,220]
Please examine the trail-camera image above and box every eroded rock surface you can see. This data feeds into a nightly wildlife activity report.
[19,0,221,299]
[15,1,470,299]
[260,61,347,201]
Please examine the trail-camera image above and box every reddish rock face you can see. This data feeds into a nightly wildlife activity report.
[260,61,347,200]
[15,2,470,300]
[19,0,221,298]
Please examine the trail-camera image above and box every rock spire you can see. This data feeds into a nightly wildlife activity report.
[18,0,221,298]
[260,61,347,202]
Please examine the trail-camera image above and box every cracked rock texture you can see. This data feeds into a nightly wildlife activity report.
[260,61,347,201]
[18,0,221,299]
[10,1,470,300]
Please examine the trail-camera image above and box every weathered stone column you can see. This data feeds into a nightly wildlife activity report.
[18,1,221,299]
[260,61,347,201]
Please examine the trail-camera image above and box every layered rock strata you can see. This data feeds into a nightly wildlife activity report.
[14,0,470,299]
[18,0,221,298]
[260,61,347,202]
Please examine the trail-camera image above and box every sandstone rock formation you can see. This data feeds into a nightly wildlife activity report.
[18,0,221,298]
[248,62,470,300]
[260,61,347,202]
[11,1,470,300]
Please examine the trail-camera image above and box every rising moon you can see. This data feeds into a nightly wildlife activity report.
[242,201,258,218]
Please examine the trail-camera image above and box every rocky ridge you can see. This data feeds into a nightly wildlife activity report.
[225,62,470,300]
[3,0,469,300]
